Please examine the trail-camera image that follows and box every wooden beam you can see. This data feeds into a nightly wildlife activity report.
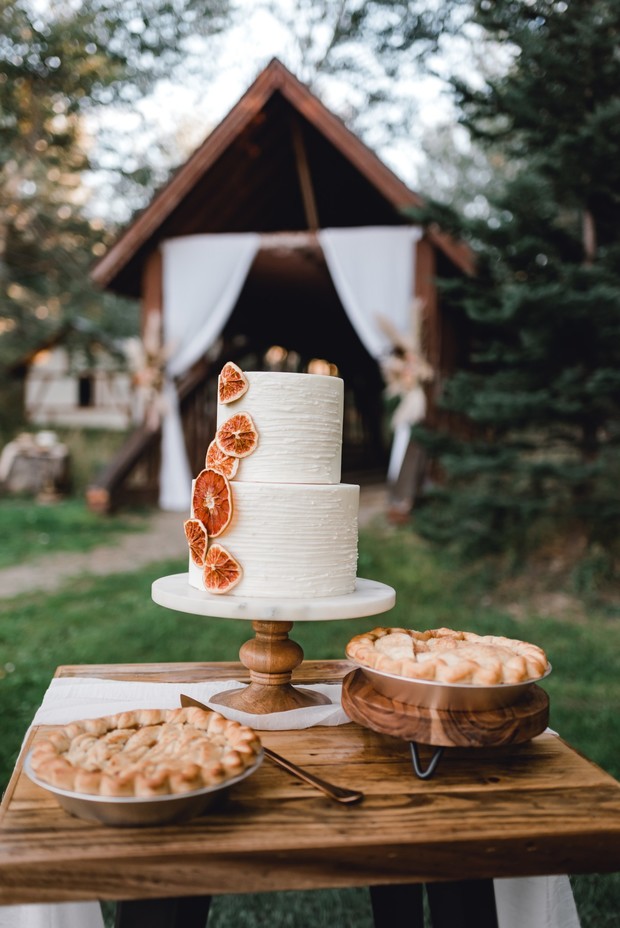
[141,249,163,335]
[289,113,319,231]
[415,237,439,371]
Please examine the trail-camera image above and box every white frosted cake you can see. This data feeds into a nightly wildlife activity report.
[185,363,359,599]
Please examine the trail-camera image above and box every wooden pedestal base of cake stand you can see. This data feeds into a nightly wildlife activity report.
[151,574,396,714]
[211,620,330,713]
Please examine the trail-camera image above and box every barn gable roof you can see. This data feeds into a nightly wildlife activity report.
[92,57,473,298]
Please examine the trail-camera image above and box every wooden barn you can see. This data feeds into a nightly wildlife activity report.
[88,58,473,513]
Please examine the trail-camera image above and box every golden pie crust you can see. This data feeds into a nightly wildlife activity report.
[346,626,549,685]
[29,706,262,798]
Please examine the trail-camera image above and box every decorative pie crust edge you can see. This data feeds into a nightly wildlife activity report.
[29,706,262,798]
[346,626,550,685]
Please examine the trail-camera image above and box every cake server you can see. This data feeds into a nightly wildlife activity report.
[179,694,363,804]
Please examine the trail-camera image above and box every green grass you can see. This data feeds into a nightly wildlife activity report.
[0,510,618,926]
[0,498,149,568]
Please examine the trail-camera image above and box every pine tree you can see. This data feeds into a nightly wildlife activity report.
[412,0,620,573]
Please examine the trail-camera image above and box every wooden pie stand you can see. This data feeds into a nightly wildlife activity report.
[151,573,396,714]
[341,668,550,778]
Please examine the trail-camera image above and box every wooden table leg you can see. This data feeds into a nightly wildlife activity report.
[114,895,212,928]
[369,884,424,927]
[426,880,498,928]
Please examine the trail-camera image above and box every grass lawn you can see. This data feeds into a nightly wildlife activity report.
[0,505,618,926]
[0,498,150,569]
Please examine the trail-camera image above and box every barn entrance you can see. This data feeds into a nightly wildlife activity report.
[183,235,389,483]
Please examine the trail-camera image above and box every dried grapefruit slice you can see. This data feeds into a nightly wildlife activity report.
[192,469,233,537]
[218,361,249,404]
[203,543,242,594]
[183,518,208,566]
[205,439,239,479]
[216,412,258,458]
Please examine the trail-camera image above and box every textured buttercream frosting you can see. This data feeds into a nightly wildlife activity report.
[188,369,359,598]
[189,481,359,598]
[216,371,343,484]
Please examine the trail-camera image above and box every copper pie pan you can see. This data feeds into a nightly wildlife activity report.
[24,749,264,827]
[349,662,552,712]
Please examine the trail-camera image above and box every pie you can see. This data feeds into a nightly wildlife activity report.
[29,706,262,798]
[346,626,550,685]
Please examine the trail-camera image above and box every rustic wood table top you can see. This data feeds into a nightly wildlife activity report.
[1,659,620,907]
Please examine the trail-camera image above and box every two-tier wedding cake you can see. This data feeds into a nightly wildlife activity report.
[184,362,359,598]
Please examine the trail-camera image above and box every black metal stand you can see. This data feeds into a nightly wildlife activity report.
[409,741,444,779]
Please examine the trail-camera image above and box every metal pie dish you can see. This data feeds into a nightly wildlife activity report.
[352,663,552,711]
[24,748,264,827]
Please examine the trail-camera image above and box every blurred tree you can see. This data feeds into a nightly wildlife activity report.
[153,1,476,208]
[411,0,620,575]
[244,0,455,156]
[0,0,230,440]
[413,121,509,220]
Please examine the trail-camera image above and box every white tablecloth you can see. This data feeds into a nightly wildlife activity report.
[1,677,581,928]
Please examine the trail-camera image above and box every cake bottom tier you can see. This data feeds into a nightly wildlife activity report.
[189,481,359,598]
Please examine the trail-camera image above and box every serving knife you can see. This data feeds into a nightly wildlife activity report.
[180,693,363,804]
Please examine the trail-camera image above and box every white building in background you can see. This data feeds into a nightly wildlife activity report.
[24,339,139,431]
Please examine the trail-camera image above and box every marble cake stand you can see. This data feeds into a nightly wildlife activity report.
[152,573,395,714]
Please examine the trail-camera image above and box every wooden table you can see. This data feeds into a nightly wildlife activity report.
[2,660,620,928]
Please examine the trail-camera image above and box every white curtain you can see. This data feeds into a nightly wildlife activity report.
[494,875,581,928]
[0,903,104,928]
[319,225,423,486]
[159,233,260,511]
[158,227,422,511]
[318,225,423,359]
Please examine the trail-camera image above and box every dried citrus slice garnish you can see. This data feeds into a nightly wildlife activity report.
[183,518,209,566]
[205,439,239,479]
[203,543,242,594]
[216,412,258,458]
[218,361,249,404]
[192,469,233,537]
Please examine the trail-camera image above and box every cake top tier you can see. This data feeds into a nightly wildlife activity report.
[216,370,344,485]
